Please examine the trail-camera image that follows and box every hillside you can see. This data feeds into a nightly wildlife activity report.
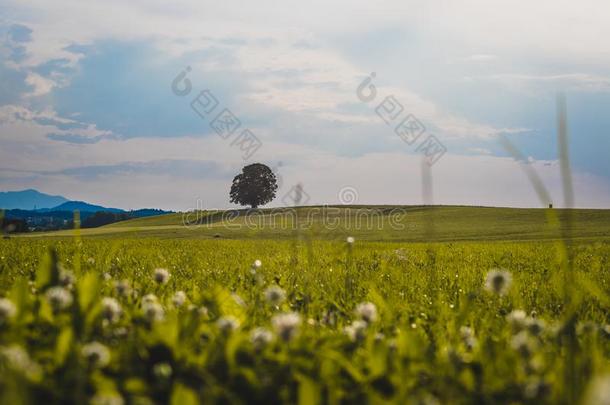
[19,205,610,242]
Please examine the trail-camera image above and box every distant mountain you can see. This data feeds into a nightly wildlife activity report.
[0,189,68,210]
[44,201,125,213]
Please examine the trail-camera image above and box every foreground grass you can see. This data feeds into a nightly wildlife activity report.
[0,237,609,404]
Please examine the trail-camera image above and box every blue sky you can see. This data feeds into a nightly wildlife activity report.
[0,0,609,210]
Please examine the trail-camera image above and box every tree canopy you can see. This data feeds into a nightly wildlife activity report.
[229,163,278,209]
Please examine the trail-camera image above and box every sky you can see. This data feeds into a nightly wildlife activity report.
[1,0,609,210]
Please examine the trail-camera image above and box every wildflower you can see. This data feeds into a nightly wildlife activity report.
[525,317,546,337]
[484,269,512,296]
[355,302,378,324]
[506,309,528,332]
[577,321,598,335]
[344,320,367,342]
[114,280,131,297]
[45,286,73,311]
[346,236,355,244]
[197,306,209,318]
[172,291,187,307]
[103,272,112,281]
[142,301,164,322]
[460,326,477,349]
[264,285,286,306]
[81,342,111,368]
[101,297,122,323]
[0,298,17,323]
[217,316,240,334]
[511,331,537,358]
[153,362,172,379]
[153,268,170,284]
[91,393,124,405]
[0,345,41,379]
[252,260,262,269]
[59,270,75,288]
[272,312,301,341]
[250,327,273,350]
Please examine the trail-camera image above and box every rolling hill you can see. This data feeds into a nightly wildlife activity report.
[18,205,610,242]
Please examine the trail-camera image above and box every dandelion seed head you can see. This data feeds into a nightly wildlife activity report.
[82,342,110,368]
[0,298,17,322]
[0,345,41,379]
[142,302,164,322]
[172,291,187,307]
[59,270,75,288]
[45,287,73,311]
[264,285,286,306]
[511,331,537,358]
[153,268,170,284]
[272,312,301,341]
[346,236,355,244]
[114,280,131,297]
[101,297,122,323]
[506,310,528,332]
[344,320,367,342]
[252,260,262,269]
[217,316,240,334]
[485,269,512,295]
[355,302,377,324]
[250,327,273,350]
[142,294,158,305]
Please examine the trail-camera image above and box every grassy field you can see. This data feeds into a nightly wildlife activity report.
[1,206,610,404]
[19,205,610,242]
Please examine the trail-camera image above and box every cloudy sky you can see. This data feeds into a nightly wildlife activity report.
[1,0,609,210]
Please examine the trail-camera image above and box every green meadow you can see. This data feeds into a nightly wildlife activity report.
[1,206,610,404]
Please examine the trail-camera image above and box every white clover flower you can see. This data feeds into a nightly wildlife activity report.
[90,393,124,405]
[252,260,262,269]
[355,302,378,324]
[346,236,355,244]
[484,269,512,296]
[153,268,170,284]
[264,285,286,306]
[344,320,368,342]
[114,280,131,297]
[0,298,17,323]
[81,342,110,368]
[272,312,301,341]
[250,327,273,350]
[506,310,528,332]
[217,316,240,334]
[142,302,165,322]
[101,297,122,323]
[172,291,187,307]
[45,286,73,311]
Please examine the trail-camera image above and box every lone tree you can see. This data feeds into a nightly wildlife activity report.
[229,163,278,208]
